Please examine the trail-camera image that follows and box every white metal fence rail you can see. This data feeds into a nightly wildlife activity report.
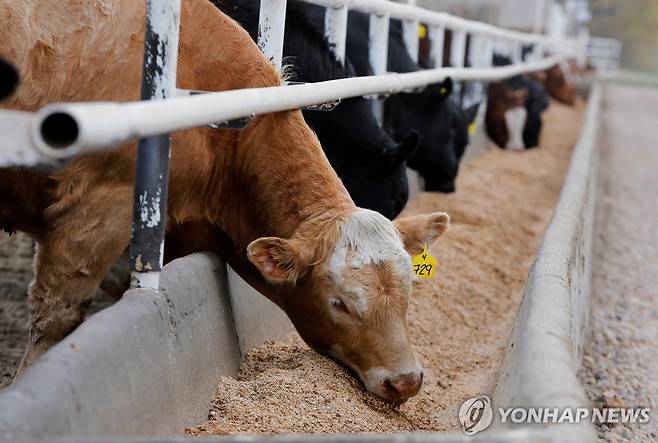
[588,36,622,73]
[0,0,587,289]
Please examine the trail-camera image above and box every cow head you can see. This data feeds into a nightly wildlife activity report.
[247,209,449,402]
[486,81,528,150]
[386,77,469,192]
[545,64,576,106]
[338,129,419,220]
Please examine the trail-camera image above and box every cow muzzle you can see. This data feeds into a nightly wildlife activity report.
[362,367,424,402]
[504,106,527,150]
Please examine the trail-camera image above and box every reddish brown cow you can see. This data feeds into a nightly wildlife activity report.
[545,63,576,106]
[0,0,451,402]
[485,82,528,150]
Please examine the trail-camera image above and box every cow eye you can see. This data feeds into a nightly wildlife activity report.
[330,298,349,314]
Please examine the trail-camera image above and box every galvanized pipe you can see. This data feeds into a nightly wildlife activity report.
[428,24,445,68]
[325,4,348,64]
[402,19,419,64]
[368,12,389,122]
[129,0,181,290]
[466,33,486,106]
[33,56,564,157]
[258,0,288,71]
[512,40,523,64]
[450,30,466,99]
[302,0,577,49]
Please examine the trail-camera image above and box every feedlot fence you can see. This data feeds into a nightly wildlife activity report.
[0,0,586,290]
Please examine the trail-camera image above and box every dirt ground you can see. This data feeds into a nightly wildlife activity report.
[581,85,658,442]
[187,98,585,436]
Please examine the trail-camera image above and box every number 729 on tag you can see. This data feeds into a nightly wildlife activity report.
[411,246,437,279]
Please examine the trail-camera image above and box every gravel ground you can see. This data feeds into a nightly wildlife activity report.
[0,235,116,390]
[581,85,658,442]
[188,99,585,436]
[0,232,34,389]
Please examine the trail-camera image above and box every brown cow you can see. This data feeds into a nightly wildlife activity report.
[485,82,528,150]
[0,0,450,402]
[545,63,576,106]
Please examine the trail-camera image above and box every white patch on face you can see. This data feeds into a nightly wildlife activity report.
[328,209,411,308]
[329,209,410,275]
[504,106,527,150]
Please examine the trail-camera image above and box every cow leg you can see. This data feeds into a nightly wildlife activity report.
[15,185,133,377]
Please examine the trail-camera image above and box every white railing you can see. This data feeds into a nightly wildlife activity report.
[3,0,585,164]
[588,36,622,73]
[0,0,586,289]
[30,56,564,157]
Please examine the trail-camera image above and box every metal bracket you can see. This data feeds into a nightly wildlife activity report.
[178,89,255,129]
[178,85,341,119]
[286,82,341,111]
[207,115,255,130]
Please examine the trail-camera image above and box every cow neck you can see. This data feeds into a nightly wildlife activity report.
[214,109,356,250]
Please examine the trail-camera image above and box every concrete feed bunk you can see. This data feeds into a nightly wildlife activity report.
[0,86,609,441]
[188,98,586,435]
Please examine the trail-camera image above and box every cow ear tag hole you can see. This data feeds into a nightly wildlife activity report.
[412,245,437,279]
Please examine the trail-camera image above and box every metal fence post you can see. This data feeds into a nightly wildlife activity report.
[467,33,486,107]
[402,19,420,64]
[130,0,181,290]
[325,3,348,65]
[512,40,523,64]
[369,13,390,123]
[450,29,466,100]
[428,24,445,68]
[258,0,288,71]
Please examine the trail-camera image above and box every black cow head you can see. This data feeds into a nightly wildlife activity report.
[339,129,419,220]
[385,77,473,193]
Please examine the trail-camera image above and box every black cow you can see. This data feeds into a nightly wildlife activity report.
[488,54,549,149]
[317,10,478,193]
[0,58,19,101]
[385,78,478,192]
[215,0,419,220]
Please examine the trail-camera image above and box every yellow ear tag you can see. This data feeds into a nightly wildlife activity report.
[418,24,427,39]
[468,122,477,136]
[439,87,447,95]
[412,245,437,279]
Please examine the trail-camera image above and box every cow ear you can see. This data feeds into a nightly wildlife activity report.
[437,77,453,98]
[394,212,450,256]
[247,237,309,284]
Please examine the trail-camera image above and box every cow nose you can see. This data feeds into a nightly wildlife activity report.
[385,371,423,401]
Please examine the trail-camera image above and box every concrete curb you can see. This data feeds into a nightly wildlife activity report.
[0,253,240,439]
[598,70,658,88]
[226,267,292,358]
[491,83,603,441]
